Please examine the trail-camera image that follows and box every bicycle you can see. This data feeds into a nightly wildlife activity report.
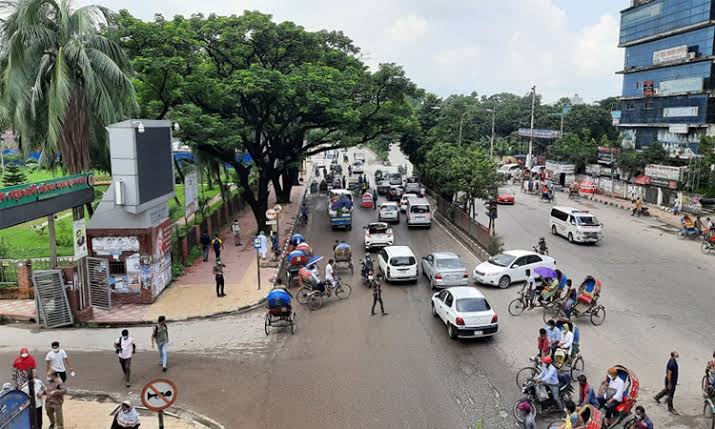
[307,279,352,310]
[703,368,715,429]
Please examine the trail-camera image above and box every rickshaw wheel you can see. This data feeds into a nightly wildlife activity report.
[570,356,585,378]
[545,420,563,429]
[543,306,561,324]
[264,313,270,336]
[702,241,713,255]
[350,261,354,274]
[336,283,352,299]
[515,367,538,388]
[307,293,323,310]
[590,306,606,326]
[512,397,535,424]
[291,313,296,335]
[297,287,311,305]
[508,298,527,316]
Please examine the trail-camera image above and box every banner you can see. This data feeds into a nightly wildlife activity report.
[0,173,93,210]
[184,170,199,217]
[72,218,88,260]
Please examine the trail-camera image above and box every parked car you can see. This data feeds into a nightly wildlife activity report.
[364,222,394,250]
[472,250,556,289]
[377,246,418,283]
[377,180,392,196]
[387,185,404,201]
[431,287,498,339]
[399,194,419,212]
[378,202,400,223]
[497,188,515,205]
[421,252,470,289]
[404,177,421,194]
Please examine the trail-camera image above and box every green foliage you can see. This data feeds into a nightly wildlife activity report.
[1,163,26,186]
[55,220,73,247]
[616,150,644,180]
[486,234,504,256]
[0,237,8,258]
[171,262,185,278]
[546,133,598,172]
[0,0,137,173]
[25,158,39,171]
[642,143,668,165]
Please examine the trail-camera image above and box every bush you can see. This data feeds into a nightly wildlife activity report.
[55,221,73,247]
[171,262,185,278]
[485,234,504,256]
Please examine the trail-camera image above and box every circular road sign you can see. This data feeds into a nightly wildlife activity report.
[141,378,178,412]
[266,209,277,220]
[274,204,283,214]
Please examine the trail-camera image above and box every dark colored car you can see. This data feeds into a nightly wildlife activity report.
[375,169,384,182]
[387,185,404,201]
[389,173,403,186]
[377,180,392,196]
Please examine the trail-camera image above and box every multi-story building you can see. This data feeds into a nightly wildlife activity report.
[617,0,715,158]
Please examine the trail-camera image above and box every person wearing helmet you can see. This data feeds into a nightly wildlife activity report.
[534,355,563,412]
[599,367,626,426]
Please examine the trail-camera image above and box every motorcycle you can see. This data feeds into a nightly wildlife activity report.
[631,206,650,217]
[513,375,574,424]
[360,258,378,288]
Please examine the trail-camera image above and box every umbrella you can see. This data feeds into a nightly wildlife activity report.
[307,255,324,266]
[290,233,305,245]
[534,266,557,279]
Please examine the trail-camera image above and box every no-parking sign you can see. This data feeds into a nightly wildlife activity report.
[141,378,178,412]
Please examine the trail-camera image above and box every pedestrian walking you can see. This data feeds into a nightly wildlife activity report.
[45,341,73,383]
[372,191,378,210]
[200,232,210,261]
[114,330,136,388]
[45,371,66,429]
[211,234,224,260]
[111,400,140,429]
[213,260,226,297]
[271,233,281,260]
[12,347,36,388]
[151,316,169,372]
[654,350,679,414]
[231,219,242,246]
[21,376,46,429]
[371,278,386,316]
[257,231,268,260]
[341,175,346,189]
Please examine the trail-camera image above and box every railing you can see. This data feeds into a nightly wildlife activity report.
[0,256,76,287]
[423,186,492,251]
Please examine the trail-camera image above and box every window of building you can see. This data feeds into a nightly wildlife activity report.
[626,102,636,111]
[644,101,654,110]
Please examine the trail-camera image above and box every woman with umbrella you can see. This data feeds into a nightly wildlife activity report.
[533,266,557,306]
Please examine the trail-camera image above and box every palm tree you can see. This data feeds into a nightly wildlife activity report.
[0,0,137,174]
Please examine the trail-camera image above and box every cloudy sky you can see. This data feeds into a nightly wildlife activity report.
[79,0,628,103]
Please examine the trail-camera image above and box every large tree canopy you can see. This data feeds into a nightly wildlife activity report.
[118,11,417,227]
[0,0,137,173]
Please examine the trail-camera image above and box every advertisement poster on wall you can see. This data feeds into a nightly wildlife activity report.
[184,170,199,217]
[72,218,88,260]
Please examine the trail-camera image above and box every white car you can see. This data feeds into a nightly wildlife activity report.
[378,202,400,223]
[472,250,556,289]
[399,194,418,212]
[377,246,418,283]
[352,160,365,174]
[364,222,394,250]
[431,286,498,339]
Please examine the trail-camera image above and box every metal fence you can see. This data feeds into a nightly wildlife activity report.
[0,259,18,286]
[424,186,492,250]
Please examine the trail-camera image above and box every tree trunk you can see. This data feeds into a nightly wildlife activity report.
[272,167,296,204]
[233,162,269,233]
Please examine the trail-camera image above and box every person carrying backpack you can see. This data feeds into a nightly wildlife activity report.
[211,234,224,260]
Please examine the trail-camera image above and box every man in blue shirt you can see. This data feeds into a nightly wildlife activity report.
[630,406,654,429]
[654,351,679,415]
[576,375,600,407]
[535,356,563,411]
[545,319,563,356]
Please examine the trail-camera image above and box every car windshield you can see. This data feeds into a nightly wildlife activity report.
[368,224,388,233]
[410,205,429,213]
[576,216,600,226]
[456,298,491,312]
[436,258,463,269]
[381,205,397,212]
[488,253,515,267]
[499,188,512,195]
[390,256,415,266]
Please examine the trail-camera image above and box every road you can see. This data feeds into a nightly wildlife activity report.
[0,144,711,428]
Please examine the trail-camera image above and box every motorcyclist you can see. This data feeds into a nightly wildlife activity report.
[361,256,374,281]
[534,356,564,412]
[535,237,548,255]
[299,203,309,223]
[631,198,643,216]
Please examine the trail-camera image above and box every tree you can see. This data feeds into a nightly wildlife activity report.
[0,0,137,174]
[617,150,645,181]
[642,142,668,165]
[546,133,598,172]
[1,162,26,186]
[120,11,417,228]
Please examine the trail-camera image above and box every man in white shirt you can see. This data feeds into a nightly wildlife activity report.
[231,219,242,246]
[526,269,538,307]
[114,329,136,388]
[599,367,626,426]
[21,377,46,428]
[45,341,73,383]
[325,259,336,289]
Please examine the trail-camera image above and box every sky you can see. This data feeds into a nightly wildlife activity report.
[78,0,630,104]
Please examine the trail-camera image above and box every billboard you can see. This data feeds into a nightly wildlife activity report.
[184,170,199,217]
[517,128,561,139]
[645,164,686,181]
[653,45,688,65]
[658,77,703,96]
[663,106,698,118]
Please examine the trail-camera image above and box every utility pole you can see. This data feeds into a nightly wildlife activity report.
[489,108,496,158]
[528,86,536,168]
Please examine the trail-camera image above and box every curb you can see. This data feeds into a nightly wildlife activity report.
[68,389,225,429]
[432,211,490,262]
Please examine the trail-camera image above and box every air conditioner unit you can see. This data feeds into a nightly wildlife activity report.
[688,52,696,59]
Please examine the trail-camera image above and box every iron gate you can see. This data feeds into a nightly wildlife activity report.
[33,270,73,329]
[87,257,111,310]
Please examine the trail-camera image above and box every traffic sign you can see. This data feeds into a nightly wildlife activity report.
[265,209,277,220]
[253,237,262,249]
[266,220,278,225]
[141,378,177,412]
[274,204,283,214]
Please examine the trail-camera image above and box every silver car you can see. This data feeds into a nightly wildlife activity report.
[421,252,469,289]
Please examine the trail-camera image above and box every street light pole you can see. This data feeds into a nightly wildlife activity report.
[487,108,496,158]
[458,115,464,146]
[528,85,536,168]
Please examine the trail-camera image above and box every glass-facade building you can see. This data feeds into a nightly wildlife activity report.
[617,0,715,157]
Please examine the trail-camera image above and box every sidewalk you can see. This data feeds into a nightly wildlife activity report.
[578,191,684,230]
[0,182,307,326]
[62,397,207,429]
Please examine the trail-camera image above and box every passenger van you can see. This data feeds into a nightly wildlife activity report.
[407,198,432,228]
[377,245,418,283]
[549,206,602,244]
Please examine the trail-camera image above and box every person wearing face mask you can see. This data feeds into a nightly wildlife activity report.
[114,329,136,388]
[12,347,36,387]
[45,371,66,429]
[21,374,46,429]
[45,341,73,383]
[654,350,679,415]
[626,405,653,429]
[599,367,626,426]
[111,400,141,429]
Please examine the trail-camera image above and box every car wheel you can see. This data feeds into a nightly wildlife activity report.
[431,302,438,317]
[447,323,457,339]
[430,278,435,290]
[568,233,574,243]
[498,275,511,289]
[551,225,557,235]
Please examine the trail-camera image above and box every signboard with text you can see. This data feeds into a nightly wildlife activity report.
[645,164,686,181]
[184,170,199,217]
[663,106,698,118]
[517,128,562,139]
[72,219,88,260]
[659,77,703,96]
[653,45,688,65]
